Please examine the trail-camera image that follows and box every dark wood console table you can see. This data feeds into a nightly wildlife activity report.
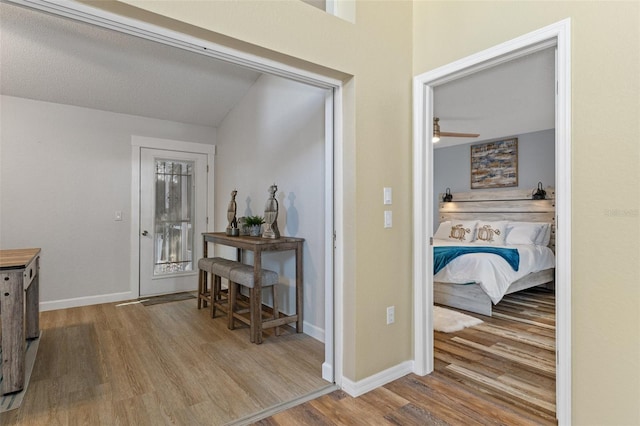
[202,233,303,344]
[0,248,40,395]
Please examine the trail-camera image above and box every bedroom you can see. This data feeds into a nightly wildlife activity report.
[432,46,556,307]
[430,46,558,419]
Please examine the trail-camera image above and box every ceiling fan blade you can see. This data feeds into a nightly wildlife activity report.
[439,131,480,138]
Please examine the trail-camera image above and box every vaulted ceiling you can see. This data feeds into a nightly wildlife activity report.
[0,2,261,128]
[433,47,555,148]
[1,2,554,143]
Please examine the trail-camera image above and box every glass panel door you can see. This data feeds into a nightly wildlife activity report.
[139,148,207,297]
[154,159,194,275]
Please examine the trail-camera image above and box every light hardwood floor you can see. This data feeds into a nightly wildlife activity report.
[259,288,556,425]
[0,295,328,425]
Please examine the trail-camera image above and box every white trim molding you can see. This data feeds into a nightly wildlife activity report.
[341,361,414,398]
[323,88,337,382]
[40,291,134,312]
[303,320,325,343]
[6,0,341,90]
[412,19,571,425]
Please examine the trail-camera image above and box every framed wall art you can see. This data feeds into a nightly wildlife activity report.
[470,138,518,189]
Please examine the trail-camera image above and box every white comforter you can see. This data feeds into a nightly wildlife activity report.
[433,240,556,304]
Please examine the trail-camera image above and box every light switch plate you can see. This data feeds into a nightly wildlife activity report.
[384,210,392,228]
[383,187,392,205]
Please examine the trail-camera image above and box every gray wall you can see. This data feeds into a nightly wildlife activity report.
[216,74,327,341]
[433,129,555,229]
[0,95,217,307]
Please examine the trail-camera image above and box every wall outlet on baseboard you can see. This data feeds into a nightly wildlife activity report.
[386,306,395,324]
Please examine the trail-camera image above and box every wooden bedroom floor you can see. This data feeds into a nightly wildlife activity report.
[0,295,328,426]
[258,287,556,425]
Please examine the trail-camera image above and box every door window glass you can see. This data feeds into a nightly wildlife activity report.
[154,159,194,275]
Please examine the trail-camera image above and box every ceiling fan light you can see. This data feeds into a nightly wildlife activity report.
[432,117,441,143]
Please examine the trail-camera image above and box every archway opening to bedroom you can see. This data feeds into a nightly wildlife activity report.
[413,19,571,425]
[431,46,557,422]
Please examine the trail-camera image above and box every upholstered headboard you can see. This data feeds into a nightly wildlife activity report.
[438,187,555,250]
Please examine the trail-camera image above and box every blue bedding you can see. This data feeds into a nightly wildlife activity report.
[433,246,520,275]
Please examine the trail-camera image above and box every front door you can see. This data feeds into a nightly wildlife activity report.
[139,148,208,296]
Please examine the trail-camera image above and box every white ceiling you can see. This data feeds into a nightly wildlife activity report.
[0,2,261,128]
[433,47,556,148]
[1,2,554,139]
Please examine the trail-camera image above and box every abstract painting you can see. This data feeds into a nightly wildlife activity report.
[470,138,518,189]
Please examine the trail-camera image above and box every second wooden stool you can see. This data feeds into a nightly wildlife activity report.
[227,264,280,343]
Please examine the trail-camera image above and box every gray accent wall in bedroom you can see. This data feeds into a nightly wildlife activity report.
[433,128,555,229]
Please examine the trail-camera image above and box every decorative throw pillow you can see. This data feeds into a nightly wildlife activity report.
[445,220,478,243]
[474,221,508,245]
[505,222,545,245]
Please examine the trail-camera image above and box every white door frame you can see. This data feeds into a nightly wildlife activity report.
[13,0,343,385]
[412,20,572,425]
[131,136,216,298]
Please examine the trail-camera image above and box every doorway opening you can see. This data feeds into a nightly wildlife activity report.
[131,138,215,297]
[413,20,572,424]
[7,0,345,421]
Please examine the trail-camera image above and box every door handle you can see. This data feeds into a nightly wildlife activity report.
[141,230,149,236]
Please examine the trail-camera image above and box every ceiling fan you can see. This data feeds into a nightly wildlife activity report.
[432,117,480,142]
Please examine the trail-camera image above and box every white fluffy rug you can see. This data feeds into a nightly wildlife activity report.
[433,306,483,333]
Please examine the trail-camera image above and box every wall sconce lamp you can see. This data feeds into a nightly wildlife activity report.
[442,187,453,202]
[532,182,547,200]
[433,117,441,143]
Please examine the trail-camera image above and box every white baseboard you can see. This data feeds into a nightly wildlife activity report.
[42,295,327,345]
[303,320,325,343]
[40,291,134,312]
[341,360,414,397]
[322,362,333,382]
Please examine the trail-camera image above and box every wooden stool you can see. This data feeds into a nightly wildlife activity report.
[227,264,280,343]
[197,257,238,318]
[197,259,212,309]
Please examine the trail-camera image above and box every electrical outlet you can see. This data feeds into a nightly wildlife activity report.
[386,306,395,324]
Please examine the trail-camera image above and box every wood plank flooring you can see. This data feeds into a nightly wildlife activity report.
[0,295,327,425]
[259,287,556,425]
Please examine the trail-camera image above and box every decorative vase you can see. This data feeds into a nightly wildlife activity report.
[237,217,249,235]
[249,225,262,237]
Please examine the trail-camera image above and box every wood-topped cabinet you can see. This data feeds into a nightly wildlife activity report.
[0,248,41,395]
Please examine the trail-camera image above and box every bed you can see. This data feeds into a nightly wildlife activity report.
[433,187,556,316]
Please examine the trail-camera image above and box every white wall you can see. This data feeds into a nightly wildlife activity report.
[0,95,216,308]
[433,129,555,228]
[216,74,327,340]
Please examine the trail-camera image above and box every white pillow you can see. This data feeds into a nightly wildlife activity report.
[506,222,545,245]
[442,220,478,243]
[505,222,552,246]
[474,221,508,245]
[538,223,552,246]
[434,221,452,240]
